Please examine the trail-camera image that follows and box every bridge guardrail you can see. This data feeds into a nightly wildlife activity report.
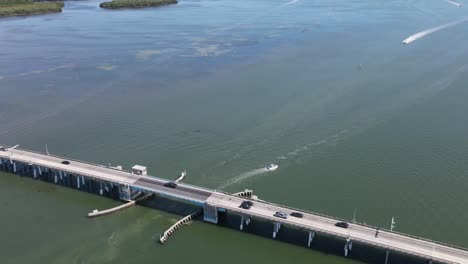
[15,147,132,173]
[214,190,468,252]
[8,146,468,253]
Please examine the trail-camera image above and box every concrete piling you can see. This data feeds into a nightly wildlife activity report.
[308,231,315,247]
[344,238,352,257]
[273,222,281,239]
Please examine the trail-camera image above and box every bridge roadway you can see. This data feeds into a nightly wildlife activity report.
[206,193,468,264]
[0,147,213,204]
[1,146,468,264]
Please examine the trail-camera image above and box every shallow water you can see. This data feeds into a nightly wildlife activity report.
[1,0,468,263]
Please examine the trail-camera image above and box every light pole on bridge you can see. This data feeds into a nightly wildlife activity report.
[385,217,396,264]
[390,217,396,232]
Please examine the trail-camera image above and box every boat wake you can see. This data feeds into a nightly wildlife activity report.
[217,128,351,190]
[402,18,468,44]
[213,0,302,32]
[279,128,351,160]
[217,167,270,190]
[278,0,301,8]
[445,0,463,7]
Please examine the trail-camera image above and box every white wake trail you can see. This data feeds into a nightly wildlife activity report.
[278,0,301,8]
[214,0,302,32]
[218,168,270,189]
[402,18,468,44]
[445,0,463,7]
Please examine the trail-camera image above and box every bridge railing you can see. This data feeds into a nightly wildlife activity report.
[8,146,468,252]
[213,190,468,252]
[15,147,216,192]
[15,147,133,173]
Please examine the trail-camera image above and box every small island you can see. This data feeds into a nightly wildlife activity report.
[99,0,177,9]
[0,0,63,17]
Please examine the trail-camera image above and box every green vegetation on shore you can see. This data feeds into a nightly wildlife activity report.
[99,0,177,9]
[0,0,63,17]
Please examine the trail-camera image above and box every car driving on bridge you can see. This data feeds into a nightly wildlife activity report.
[335,222,349,228]
[273,211,288,219]
[239,200,253,210]
[290,212,303,218]
[164,181,177,188]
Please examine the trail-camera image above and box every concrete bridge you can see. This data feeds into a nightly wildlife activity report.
[1,145,467,264]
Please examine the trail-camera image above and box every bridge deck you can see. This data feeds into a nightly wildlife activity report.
[1,146,468,263]
[0,148,212,204]
[206,194,468,264]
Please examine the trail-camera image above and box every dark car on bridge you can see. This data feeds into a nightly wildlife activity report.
[239,200,253,210]
[61,160,70,165]
[290,212,304,218]
[164,181,178,188]
[335,222,349,228]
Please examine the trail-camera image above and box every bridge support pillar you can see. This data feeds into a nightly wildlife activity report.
[344,238,352,257]
[13,162,16,173]
[77,176,80,189]
[54,173,58,184]
[33,168,37,179]
[99,182,103,195]
[239,215,251,231]
[273,222,281,239]
[38,166,42,176]
[384,251,389,264]
[119,184,131,201]
[203,203,218,224]
[245,216,251,226]
[307,231,315,247]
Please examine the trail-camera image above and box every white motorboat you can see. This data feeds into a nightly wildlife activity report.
[266,164,278,171]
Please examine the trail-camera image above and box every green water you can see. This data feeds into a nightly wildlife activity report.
[1,0,468,263]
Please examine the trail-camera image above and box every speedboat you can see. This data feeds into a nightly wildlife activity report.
[266,164,278,171]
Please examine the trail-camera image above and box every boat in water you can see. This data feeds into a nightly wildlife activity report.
[266,164,278,171]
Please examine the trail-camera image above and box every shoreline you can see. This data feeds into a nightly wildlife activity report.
[0,1,64,18]
[0,0,177,18]
[99,0,177,9]
[0,9,61,18]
